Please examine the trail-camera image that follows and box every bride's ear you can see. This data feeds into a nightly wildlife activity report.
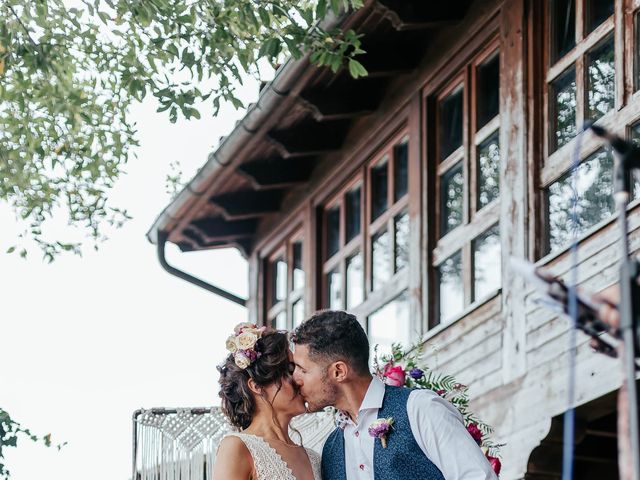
[247,378,262,395]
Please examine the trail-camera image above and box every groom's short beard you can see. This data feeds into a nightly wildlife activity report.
[305,369,338,413]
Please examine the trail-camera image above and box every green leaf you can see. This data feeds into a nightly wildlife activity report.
[348,58,368,78]
[316,0,328,19]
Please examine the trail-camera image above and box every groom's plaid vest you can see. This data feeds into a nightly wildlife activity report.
[321,385,445,480]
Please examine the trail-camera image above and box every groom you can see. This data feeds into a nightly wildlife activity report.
[290,310,498,480]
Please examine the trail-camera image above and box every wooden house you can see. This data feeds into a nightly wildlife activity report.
[148,0,639,477]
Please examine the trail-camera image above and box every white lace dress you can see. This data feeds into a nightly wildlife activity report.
[224,432,322,480]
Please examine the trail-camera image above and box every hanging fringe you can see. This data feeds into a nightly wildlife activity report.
[133,407,336,480]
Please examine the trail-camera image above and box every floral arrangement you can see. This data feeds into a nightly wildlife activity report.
[373,341,503,476]
[225,322,266,369]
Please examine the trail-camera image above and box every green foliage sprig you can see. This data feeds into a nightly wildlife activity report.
[0,408,67,479]
[0,0,367,260]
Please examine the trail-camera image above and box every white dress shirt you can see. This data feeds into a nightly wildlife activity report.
[341,377,498,480]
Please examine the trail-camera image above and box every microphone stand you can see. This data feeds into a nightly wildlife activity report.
[591,124,640,480]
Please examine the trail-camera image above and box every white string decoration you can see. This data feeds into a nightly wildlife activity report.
[133,407,336,480]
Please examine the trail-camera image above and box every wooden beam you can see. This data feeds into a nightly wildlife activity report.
[181,226,253,255]
[209,189,285,219]
[375,0,471,30]
[189,217,257,241]
[177,241,195,252]
[237,156,317,189]
[267,119,351,156]
[359,30,429,77]
[299,77,389,120]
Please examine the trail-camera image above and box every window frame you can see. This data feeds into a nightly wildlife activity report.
[537,0,640,259]
[263,228,306,330]
[319,127,414,321]
[428,37,503,329]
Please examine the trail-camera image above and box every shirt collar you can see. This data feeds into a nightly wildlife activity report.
[359,376,385,412]
[334,376,385,429]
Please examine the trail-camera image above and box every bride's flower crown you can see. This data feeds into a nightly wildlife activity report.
[226,322,266,369]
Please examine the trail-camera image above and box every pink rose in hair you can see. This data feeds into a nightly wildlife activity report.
[383,365,406,387]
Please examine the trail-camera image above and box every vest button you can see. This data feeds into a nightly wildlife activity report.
[359,464,364,470]
[355,431,359,437]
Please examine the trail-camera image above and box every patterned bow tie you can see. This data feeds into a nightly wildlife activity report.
[334,409,351,430]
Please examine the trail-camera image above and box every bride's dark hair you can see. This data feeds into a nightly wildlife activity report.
[217,330,292,429]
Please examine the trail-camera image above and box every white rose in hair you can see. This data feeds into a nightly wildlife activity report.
[234,352,251,369]
[236,331,258,350]
[242,327,263,337]
[234,322,254,335]
[225,335,238,353]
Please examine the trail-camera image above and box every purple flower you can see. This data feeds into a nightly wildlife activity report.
[409,367,424,379]
[368,417,394,448]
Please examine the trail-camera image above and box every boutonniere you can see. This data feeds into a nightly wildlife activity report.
[368,417,394,448]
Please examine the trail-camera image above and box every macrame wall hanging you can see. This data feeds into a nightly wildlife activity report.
[132,407,336,480]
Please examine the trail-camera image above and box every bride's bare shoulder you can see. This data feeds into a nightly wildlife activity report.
[213,435,253,479]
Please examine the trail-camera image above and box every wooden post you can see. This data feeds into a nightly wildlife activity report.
[500,0,528,382]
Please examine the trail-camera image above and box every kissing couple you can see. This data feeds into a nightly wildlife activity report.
[213,310,498,480]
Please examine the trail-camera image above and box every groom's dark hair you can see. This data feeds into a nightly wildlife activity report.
[291,310,370,376]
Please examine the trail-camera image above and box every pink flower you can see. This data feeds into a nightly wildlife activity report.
[486,455,501,475]
[435,389,446,396]
[383,365,406,387]
[466,423,483,445]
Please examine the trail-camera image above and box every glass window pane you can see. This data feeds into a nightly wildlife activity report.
[546,149,614,253]
[371,159,389,221]
[439,86,464,161]
[394,139,409,201]
[274,310,287,330]
[586,0,613,34]
[473,225,501,301]
[440,163,464,237]
[438,251,464,324]
[394,211,410,272]
[292,299,305,328]
[587,35,615,121]
[292,241,304,291]
[631,122,640,198]
[367,291,410,362]
[477,132,500,209]
[272,258,287,304]
[372,229,392,291]
[550,67,577,151]
[345,186,362,243]
[551,0,576,62]
[477,53,500,130]
[346,252,364,309]
[327,269,342,309]
[326,205,340,259]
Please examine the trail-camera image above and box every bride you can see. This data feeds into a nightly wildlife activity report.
[213,323,321,480]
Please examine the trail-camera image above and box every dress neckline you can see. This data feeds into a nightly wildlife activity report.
[236,432,305,479]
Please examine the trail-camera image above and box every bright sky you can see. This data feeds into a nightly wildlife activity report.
[0,77,263,480]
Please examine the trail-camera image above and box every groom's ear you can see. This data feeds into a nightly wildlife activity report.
[332,361,349,383]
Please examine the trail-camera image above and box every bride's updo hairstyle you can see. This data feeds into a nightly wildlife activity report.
[218,328,291,429]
